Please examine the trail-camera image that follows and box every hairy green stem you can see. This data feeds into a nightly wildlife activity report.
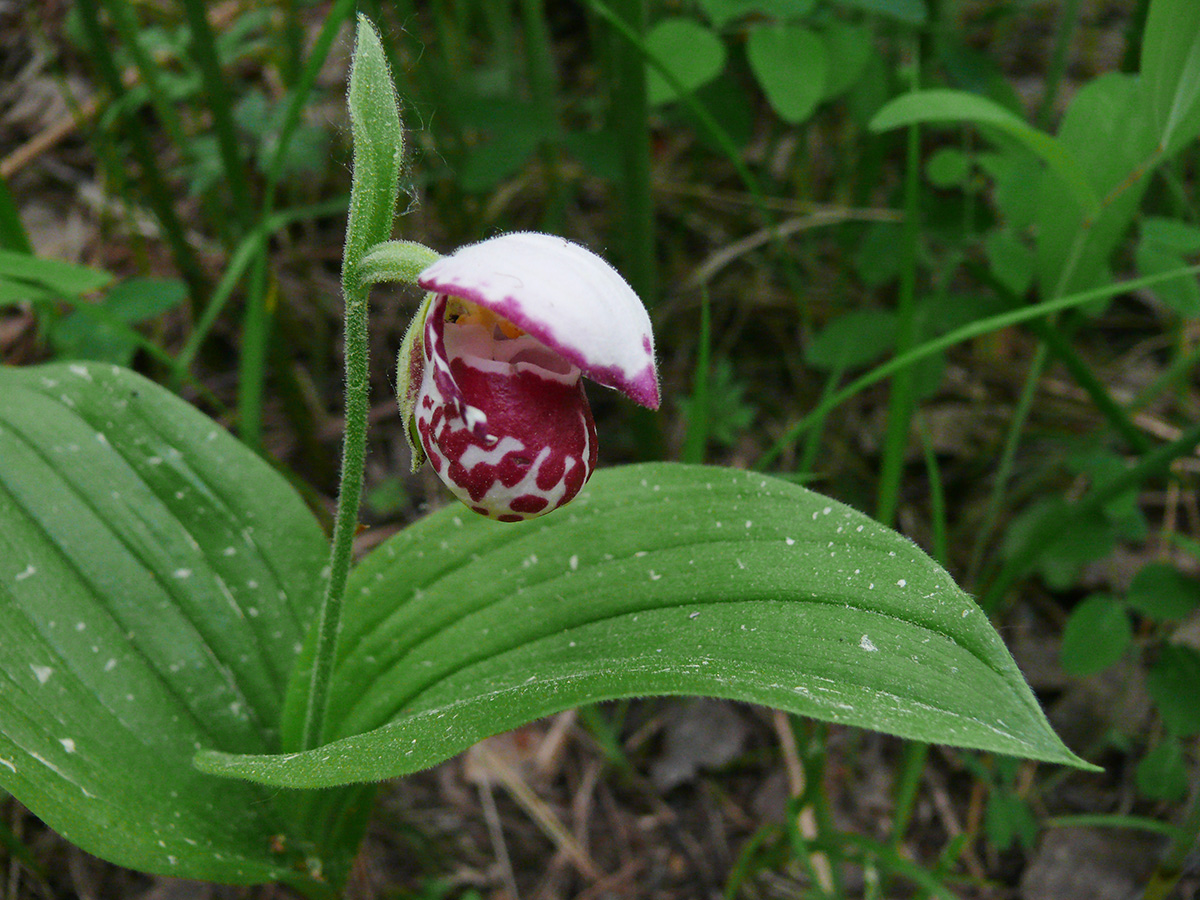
[300,16,405,751]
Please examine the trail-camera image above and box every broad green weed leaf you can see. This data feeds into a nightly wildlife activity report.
[645,18,726,106]
[820,23,872,99]
[805,309,896,370]
[1141,0,1200,154]
[1136,739,1188,801]
[0,249,112,298]
[0,363,334,886]
[1147,646,1200,736]
[1136,219,1200,316]
[198,464,1089,789]
[1126,563,1200,621]
[51,278,188,364]
[1034,73,1158,299]
[1059,595,1131,677]
[925,147,970,188]
[870,89,1098,218]
[746,24,827,124]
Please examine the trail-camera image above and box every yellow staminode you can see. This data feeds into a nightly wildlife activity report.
[444,297,524,339]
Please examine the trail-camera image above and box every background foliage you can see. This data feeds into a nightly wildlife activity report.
[2,0,1199,897]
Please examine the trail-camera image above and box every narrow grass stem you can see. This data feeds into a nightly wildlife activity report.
[965,342,1048,588]
[180,0,255,228]
[757,264,1200,470]
[75,0,210,312]
[1035,0,1083,127]
[875,40,922,528]
[604,0,656,307]
[1141,777,1200,900]
[681,286,712,464]
[0,174,32,253]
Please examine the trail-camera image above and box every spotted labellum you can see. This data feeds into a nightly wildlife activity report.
[398,232,659,521]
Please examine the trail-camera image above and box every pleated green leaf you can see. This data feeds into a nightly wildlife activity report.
[0,362,331,885]
[198,464,1090,789]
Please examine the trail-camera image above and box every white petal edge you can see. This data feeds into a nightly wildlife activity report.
[417,232,659,409]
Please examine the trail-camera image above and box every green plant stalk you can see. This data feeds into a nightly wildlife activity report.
[1035,0,1083,127]
[102,0,231,243]
[214,0,355,434]
[179,0,255,228]
[1044,814,1183,839]
[237,254,270,449]
[300,16,403,752]
[604,0,656,307]
[757,263,1200,470]
[1130,339,1200,412]
[173,197,348,380]
[965,343,1048,588]
[1141,781,1200,900]
[969,261,1151,455]
[981,414,1200,612]
[834,832,957,900]
[1030,317,1151,452]
[681,286,711,464]
[875,43,922,528]
[919,416,948,567]
[798,368,844,476]
[75,0,209,313]
[0,173,32,253]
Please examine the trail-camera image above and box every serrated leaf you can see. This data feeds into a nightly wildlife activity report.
[197,464,1090,789]
[746,24,827,124]
[0,362,333,885]
[645,18,726,106]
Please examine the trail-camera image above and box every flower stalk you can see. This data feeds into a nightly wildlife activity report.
[299,16,406,751]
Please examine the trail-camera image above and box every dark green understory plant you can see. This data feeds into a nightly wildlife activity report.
[0,15,1089,896]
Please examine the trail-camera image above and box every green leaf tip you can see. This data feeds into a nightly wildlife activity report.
[194,464,1094,789]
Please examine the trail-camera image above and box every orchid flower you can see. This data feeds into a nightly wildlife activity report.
[397,232,658,522]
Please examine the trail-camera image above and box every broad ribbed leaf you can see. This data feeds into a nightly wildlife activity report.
[198,464,1088,789]
[0,362,329,884]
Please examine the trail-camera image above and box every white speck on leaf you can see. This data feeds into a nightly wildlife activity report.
[173,568,192,579]
[785,537,795,546]
[30,665,53,684]
[860,635,878,652]
[569,554,579,571]
[60,738,76,753]
[14,564,35,581]
[897,579,906,588]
